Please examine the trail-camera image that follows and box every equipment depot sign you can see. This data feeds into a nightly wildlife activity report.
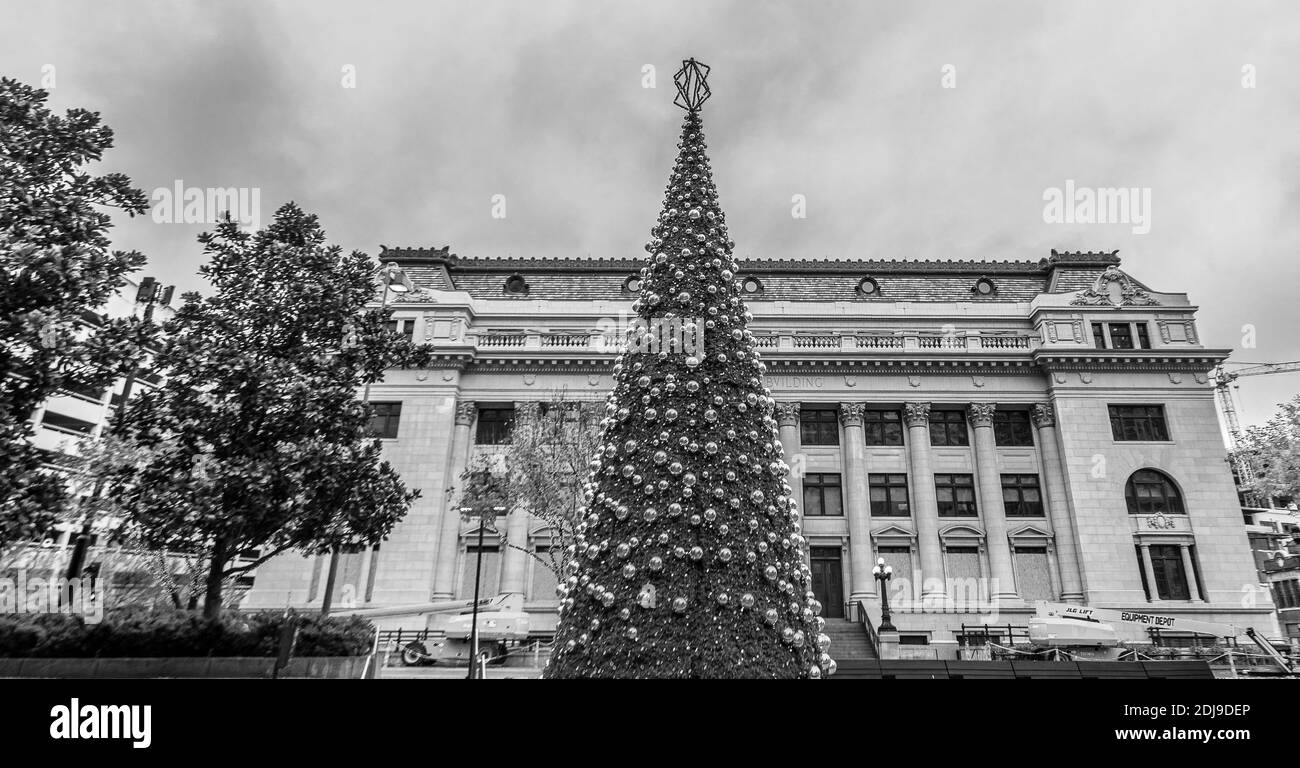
[1035,601,1234,638]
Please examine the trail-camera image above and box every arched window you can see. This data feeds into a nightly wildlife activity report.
[1125,469,1184,515]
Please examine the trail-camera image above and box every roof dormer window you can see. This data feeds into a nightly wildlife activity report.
[740,276,764,295]
[622,275,643,294]
[856,277,880,297]
[972,277,997,296]
[503,273,530,296]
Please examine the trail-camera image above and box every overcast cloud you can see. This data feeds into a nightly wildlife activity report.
[2,0,1298,425]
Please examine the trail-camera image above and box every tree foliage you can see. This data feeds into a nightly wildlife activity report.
[1235,395,1300,507]
[0,77,154,547]
[112,203,432,617]
[458,395,603,578]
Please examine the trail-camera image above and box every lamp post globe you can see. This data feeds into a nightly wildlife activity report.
[872,557,896,633]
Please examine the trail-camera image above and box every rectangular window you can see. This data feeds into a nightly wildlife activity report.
[384,318,415,341]
[1002,474,1044,516]
[366,402,402,439]
[1109,405,1170,441]
[928,410,969,447]
[1271,580,1300,609]
[992,410,1034,446]
[1136,323,1151,349]
[40,411,98,436]
[863,409,904,446]
[1014,546,1053,602]
[60,381,107,403]
[1108,322,1134,349]
[799,406,839,446]
[877,545,912,584]
[475,406,515,445]
[459,545,501,599]
[945,546,982,583]
[1091,322,1107,349]
[802,473,843,517]
[529,547,559,602]
[869,473,910,517]
[935,474,977,516]
[1147,544,1190,601]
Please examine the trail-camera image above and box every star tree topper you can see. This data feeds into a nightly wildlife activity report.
[673,58,712,112]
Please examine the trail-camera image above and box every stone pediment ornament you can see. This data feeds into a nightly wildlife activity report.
[1070,265,1159,306]
[1146,512,1176,530]
[390,286,434,303]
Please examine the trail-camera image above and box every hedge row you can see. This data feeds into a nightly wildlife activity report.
[0,607,374,658]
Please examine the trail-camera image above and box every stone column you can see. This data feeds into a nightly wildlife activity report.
[1139,544,1161,602]
[839,402,875,602]
[1179,544,1203,602]
[1031,403,1085,603]
[499,504,531,597]
[431,400,476,599]
[904,402,945,603]
[775,402,801,468]
[357,546,374,604]
[968,403,1020,604]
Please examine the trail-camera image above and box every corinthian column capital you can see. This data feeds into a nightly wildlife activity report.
[775,401,801,427]
[968,402,997,427]
[838,402,865,428]
[454,399,477,426]
[1031,402,1056,429]
[903,401,932,427]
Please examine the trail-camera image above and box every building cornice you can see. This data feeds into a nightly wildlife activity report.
[1032,349,1230,372]
[379,247,1122,276]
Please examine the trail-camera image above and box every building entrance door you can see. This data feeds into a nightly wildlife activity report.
[809,547,845,619]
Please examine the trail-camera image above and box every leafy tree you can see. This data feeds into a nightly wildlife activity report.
[1235,395,1300,507]
[0,78,153,549]
[457,394,602,582]
[114,203,432,618]
[546,69,832,678]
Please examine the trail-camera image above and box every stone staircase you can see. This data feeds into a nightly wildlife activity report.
[822,618,878,661]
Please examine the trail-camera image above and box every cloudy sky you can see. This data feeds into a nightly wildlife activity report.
[3,0,1298,425]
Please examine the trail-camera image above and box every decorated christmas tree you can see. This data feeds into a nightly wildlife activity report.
[545,60,834,679]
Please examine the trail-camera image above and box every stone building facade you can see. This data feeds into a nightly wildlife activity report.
[244,248,1281,648]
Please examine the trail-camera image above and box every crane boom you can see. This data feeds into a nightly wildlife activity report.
[1212,361,1300,453]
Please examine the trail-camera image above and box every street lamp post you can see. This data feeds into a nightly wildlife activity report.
[321,262,412,616]
[465,504,506,680]
[871,557,896,633]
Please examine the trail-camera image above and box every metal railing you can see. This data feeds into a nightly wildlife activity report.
[377,627,443,649]
[956,623,1031,659]
[852,600,881,657]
